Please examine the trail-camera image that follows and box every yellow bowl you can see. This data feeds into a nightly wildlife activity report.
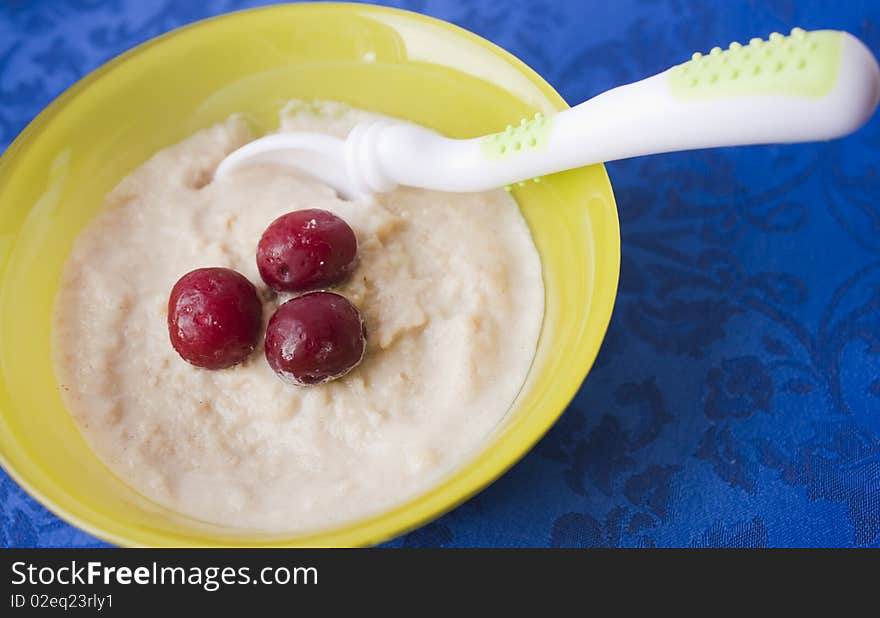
[0,3,619,546]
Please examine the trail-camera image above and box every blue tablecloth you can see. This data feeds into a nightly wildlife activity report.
[2,0,878,548]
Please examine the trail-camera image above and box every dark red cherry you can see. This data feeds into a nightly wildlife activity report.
[167,267,262,369]
[264,291,366,386]
[256,209,358,292]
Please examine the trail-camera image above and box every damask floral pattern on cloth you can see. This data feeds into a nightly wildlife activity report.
[1,0,878,548]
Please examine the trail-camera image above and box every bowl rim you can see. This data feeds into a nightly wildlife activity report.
[0,1,620,547]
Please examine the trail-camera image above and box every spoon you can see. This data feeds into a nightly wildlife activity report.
[215,28,880,200]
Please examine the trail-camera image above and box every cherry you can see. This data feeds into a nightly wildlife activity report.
[167,267,262,369]
[256,209,358,292]
[264,291,366,386]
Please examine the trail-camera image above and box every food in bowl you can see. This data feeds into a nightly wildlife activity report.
[51,100,544,531]
[167,267,263,369]
[263,291,367,386]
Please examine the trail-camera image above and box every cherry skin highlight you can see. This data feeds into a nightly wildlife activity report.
[264,291,366,386]
[257,209,358,292]
[167,267,262,369]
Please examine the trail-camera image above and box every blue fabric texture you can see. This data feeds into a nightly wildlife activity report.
[1,0,878,548]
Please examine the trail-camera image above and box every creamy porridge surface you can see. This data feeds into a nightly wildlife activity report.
[52,102,544,531]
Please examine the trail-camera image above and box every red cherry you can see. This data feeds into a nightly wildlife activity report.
[264,291,366,386]
[167,267,262,369]
[256,209,358,292]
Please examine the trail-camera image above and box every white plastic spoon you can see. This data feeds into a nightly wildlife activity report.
[215,28,880,200]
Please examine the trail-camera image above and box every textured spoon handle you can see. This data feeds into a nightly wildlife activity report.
[670,29,851,99]
[516,29,880,175]
[378,29,879,193]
